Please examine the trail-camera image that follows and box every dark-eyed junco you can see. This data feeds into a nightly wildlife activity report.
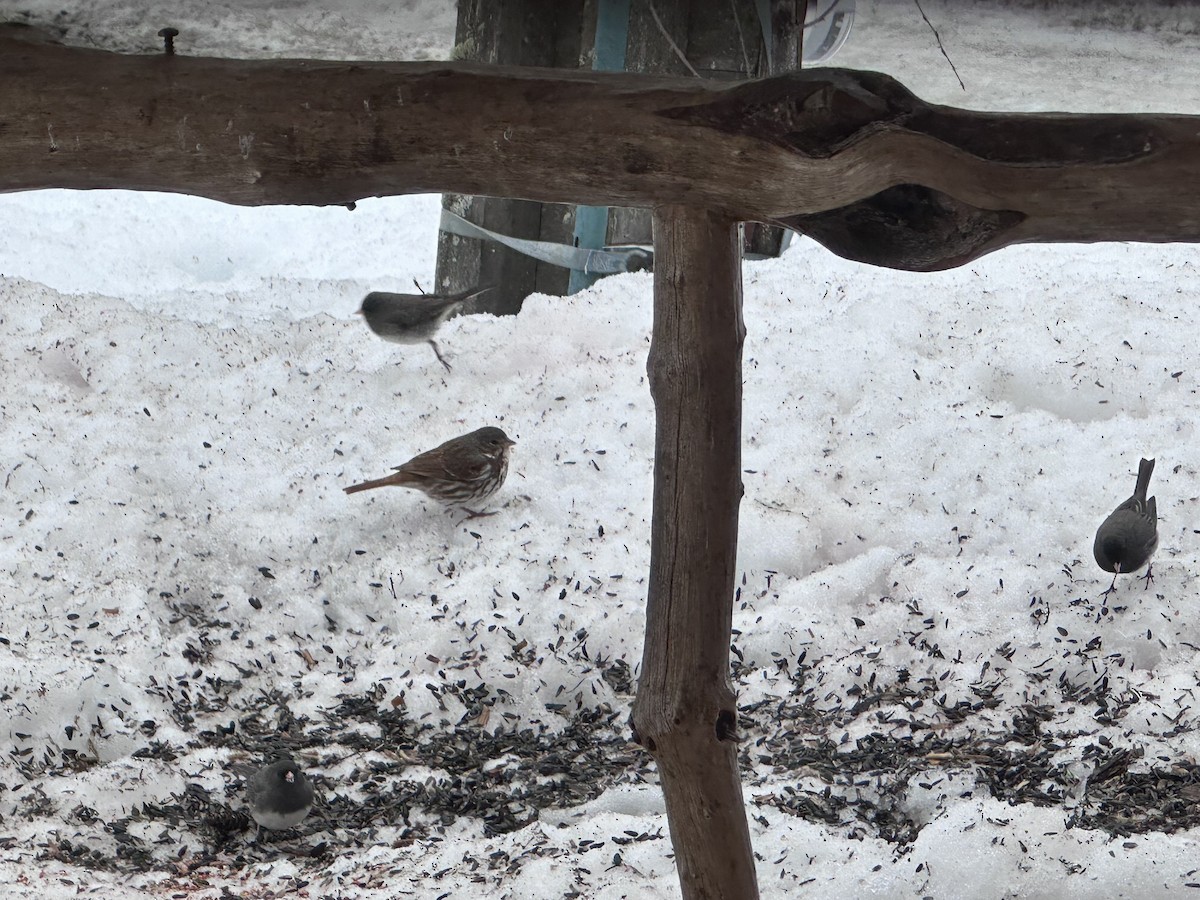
[1094,457,1158,596]
[357,286,492,371]
[343,426,515,517]
[245,759,316,832]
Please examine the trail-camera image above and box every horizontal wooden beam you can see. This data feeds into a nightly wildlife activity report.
[3,26,1199,270]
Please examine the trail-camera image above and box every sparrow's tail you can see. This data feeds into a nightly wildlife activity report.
[343,474,406,495]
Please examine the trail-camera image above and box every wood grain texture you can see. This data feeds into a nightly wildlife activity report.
[3,26,1199,270]
[630,207,756,899]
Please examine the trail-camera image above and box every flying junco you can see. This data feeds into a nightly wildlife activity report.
[357,285,492,371]
[1093,457,1158,596]
[245,759,316,832]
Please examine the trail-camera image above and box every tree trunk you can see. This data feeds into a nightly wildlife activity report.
[632,206,755,899]
[435,0,588,316]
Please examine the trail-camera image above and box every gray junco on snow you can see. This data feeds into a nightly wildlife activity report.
[358,285,492,370]
[1093,457,1158,596]
[245,759,316,832]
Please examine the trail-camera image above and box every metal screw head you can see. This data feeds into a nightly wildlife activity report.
[157,27,178,55]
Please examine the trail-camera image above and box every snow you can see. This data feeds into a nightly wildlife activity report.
[3,1,1200,897]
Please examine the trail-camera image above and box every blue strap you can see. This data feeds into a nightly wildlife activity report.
[440,209,651,275]
[569,0,633,293]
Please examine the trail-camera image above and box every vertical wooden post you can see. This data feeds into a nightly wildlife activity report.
[631,206,757,899]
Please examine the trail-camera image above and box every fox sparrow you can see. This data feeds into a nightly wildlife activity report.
[343,426,515,516]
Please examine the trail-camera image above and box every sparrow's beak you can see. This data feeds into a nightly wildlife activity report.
[285,771,295,783]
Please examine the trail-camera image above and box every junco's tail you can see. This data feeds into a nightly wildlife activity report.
[1134,457,1155,503]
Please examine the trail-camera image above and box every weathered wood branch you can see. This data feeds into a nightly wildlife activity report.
[4,26,1200,270]
[631,207,755,899]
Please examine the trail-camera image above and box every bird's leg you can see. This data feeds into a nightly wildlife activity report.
[1099,574,1119,598]
[460,507,498,520]
[1141,564,1155,590]
[428,339,452,371]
